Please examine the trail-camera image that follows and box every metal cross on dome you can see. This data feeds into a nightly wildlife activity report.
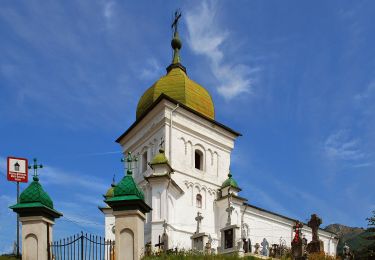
[28,158,43,178]
[121,152,138,175]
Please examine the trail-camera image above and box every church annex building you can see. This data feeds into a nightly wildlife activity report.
[99,16,338,257]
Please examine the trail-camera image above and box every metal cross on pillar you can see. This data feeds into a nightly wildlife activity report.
[195,212,203,234]
[28,158,43,179]
[121,152,138,175]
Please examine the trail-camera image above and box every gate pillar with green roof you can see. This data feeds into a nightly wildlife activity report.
[10,159,62,260]
[105,153,152,260]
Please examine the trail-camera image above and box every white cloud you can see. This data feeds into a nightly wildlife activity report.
[139,58,163,80]
[185,1,257,99]
[41,165,108,192]
[355,80,375,100]
[323,130,367,162]
[103,0,115,29]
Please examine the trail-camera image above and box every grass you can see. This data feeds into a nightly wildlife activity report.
[142,252,268,260]
[0,256,20,260]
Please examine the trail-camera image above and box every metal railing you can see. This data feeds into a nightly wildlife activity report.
[49,233,115,260]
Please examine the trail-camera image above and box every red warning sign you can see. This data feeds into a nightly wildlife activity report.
[7,157,28,183]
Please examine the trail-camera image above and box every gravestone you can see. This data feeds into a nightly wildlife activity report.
[243,239,249,253]
[205,235,212,254]
[261,238,269,256]
[161,221,169,252]
[302,235,308,257]
[291,221,305,259]
[254,243,260,254]
[191,212,210,252]
[306,214,324,254]
[145,242,152,256]
[270,244,279,258]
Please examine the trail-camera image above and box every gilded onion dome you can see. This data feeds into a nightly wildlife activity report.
[136,16,215,120]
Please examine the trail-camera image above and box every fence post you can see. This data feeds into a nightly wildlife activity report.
[81,233,84,260]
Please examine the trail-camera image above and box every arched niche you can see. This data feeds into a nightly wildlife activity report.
[119,228,134,260]
[25,234,38,260]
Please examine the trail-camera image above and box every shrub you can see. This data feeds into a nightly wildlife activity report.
[308,252,339,260]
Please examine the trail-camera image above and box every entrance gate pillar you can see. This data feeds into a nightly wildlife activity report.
[10,168,62,260]
[105,153,151,260]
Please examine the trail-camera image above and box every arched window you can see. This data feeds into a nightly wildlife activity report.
[194,150,203,170]
[142,151,148,172]
[196,194,202,208]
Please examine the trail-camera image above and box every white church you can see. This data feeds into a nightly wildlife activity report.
[99,15,338,257]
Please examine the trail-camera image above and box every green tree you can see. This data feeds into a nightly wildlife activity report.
[366,210,375,229]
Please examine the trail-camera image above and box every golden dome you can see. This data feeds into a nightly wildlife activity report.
[136,16,215,120]
[136,66,215,119]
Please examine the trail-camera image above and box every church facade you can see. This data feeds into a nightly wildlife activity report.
[100,17,338,256]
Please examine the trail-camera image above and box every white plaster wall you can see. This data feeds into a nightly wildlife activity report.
[20,216,54,260]
[241,207,338,256]
[113,100,338,256]
[105,213,115,241]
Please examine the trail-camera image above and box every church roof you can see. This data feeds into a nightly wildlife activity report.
[105,172,144,202]
[116,94,241,143]
[10,175,62,218]
[136,19,215,120]
[17,176,54,209]
[221,173,240,190]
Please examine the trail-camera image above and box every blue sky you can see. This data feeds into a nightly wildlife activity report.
[1,0,374,253]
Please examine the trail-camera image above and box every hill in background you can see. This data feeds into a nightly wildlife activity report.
[325,224,375,258]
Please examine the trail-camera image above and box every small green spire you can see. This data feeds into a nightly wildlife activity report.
[221,172,240,190]
[150,148,169,166]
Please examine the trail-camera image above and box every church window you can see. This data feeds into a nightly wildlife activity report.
[142,151,148,172]
[196,194,202,208]
[194,150,203,170]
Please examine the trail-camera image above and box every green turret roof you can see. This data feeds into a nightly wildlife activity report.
[20,176,54,208]
[221,173,240,190]
[105,172,144,203]
[10,175,62,218]
[150,148,169,165]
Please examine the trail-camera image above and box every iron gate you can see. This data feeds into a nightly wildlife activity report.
[49,233,115,260]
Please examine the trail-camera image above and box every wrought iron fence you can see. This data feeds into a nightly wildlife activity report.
[49,232,115,260]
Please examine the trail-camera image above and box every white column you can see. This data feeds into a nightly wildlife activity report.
[113,210,146,260]
[20,216,54,260]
